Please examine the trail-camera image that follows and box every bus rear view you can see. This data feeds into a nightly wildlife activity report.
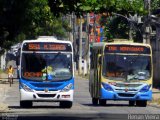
[19,37,74,108]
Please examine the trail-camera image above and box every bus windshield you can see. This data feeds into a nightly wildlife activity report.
[102,54,151,81]
[21,52,72,81]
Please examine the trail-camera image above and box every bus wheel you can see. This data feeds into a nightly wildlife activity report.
[99,99,106,106]
[20,101,32,108]
[129,101,135,106]
[60,101,72,108]
[92,98,98,105]
[136,100,147,107]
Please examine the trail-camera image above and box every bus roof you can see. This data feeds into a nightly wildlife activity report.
[22,36,72,44]
[92,40,151,49]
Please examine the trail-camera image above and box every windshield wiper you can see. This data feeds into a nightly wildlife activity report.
[51,52,61,62]
[46,66,48,81]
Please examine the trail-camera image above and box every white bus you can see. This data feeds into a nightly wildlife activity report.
[18,36,74,108]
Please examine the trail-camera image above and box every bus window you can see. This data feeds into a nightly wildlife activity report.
[102,54,151,81]
[21,53,72,81]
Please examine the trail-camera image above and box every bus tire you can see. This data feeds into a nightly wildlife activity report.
[136,100,147,107]
[60,101,72,108]
[20,101,32,108]
[129,100,135,106]
[92,98,98,105]
[99,99,106,106]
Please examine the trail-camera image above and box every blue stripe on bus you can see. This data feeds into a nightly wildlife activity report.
[19,78,74,91]
[100,88,152,100]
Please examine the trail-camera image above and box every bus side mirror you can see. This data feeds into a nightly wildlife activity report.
[16,48,21,66]
[98,55,102,65]
[16,57,20,66]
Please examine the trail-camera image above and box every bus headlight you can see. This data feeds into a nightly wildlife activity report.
[21,83,33,92]
[102,83,114,91]
[139,84,151,92]
[61,83,73,92]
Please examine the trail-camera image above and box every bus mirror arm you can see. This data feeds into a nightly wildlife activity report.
[16,57,20,66]
[98,55,102,65]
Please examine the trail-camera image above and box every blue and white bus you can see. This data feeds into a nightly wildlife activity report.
[89,40,153,107]
[19,36,74,108]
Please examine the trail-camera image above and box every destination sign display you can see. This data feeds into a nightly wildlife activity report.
[105,45,151,54]
[22,42,72,51]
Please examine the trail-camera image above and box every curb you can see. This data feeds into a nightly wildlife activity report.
[0,103,8,112]
[148,103,160,108]
[153,92,160,94]
[75,73,89,80]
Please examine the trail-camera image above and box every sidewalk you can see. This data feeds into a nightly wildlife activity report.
[0,73,10,112]
[149,88,160,107]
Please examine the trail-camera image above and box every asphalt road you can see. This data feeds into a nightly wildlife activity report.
[1,76,160,120]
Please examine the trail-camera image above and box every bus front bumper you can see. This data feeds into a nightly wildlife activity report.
[101,88,152,101]
[20,89,73,102]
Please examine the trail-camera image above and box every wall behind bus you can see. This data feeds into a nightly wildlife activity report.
[150,27,160,88]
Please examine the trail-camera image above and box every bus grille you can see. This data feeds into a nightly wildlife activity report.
[118,93,135,97]
[116,83,142,88]
[37,94,56,98]
[31,83,62,88]
[115,88,137,92]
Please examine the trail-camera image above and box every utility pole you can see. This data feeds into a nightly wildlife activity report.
[93,13,97,42]
[72,12,77,72]
[86,13,90,75]
[69,13,73,43]
[143,0,151,44]
[129,21,133,40]
[78,16,82,75]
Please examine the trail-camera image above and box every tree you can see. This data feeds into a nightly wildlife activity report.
[47,0,147,42]
[0,0,71,53]
[0,0,159,52]
[76,0,159,42]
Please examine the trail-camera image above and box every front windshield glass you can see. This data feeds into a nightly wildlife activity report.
[102,54,151,81]
[21,52,72,81]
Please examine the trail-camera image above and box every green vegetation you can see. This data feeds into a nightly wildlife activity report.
[0,0,71,53]
[0,0,160,52]
[0,69,4,74]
